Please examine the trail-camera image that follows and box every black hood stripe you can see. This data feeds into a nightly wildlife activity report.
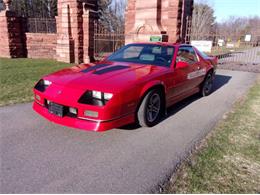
[81,64,109,73]
[94,65,130,75]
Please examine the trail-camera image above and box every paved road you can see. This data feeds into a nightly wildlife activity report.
[0,70,258,193]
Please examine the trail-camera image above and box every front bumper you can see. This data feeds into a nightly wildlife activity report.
[33,101,135,132]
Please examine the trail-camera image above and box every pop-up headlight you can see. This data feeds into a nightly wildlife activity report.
[92,90,102,99]
[43,80,52,86]
[78,90,113,106]
[104,92,113,100]
[34,79,52,92]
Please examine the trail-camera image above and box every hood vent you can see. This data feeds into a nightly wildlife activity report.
[93,65,130,75]
[81,64,109,73]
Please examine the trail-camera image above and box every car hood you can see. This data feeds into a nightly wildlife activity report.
[44,61,168,92]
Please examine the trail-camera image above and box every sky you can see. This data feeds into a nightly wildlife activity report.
[197,0,260,22]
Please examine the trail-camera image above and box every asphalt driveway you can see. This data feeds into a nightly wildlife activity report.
[0,69,258,193]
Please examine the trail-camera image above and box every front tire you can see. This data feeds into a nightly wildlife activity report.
[200,72,214,96]
[137,90,163,127]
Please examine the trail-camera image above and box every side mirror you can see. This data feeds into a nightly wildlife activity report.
[176,61,189,69]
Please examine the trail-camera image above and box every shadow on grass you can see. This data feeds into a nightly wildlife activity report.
[119,74,232,130]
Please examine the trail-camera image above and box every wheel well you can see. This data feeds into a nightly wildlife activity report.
[202,68,214,82]
[136,85,166,114]
[207,68,214,75]
[200,68,214,88]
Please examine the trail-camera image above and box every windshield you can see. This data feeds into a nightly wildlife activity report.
[107,44,175,67]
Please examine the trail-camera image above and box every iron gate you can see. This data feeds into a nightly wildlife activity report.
[94,21,125,60]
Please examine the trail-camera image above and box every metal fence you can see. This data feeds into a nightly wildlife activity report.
[184,14,260,65]
[94,21,125,60]
[185,32,260,65]
[216,42,260,65]
[25,18,57,33]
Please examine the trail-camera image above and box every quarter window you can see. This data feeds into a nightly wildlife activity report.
[176,46,198,64]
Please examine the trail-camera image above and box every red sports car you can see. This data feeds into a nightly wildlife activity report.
[33,43,217,131]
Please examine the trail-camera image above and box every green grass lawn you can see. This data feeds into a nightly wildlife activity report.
[0,58,72,106]
[164,77,260,193]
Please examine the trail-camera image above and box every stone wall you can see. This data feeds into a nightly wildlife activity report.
[0,11,11,58]
[26,33,57,59]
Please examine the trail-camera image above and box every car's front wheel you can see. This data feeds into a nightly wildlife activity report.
[137,89,163,127]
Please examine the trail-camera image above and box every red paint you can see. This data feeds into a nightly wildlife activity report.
[33,43,216,131]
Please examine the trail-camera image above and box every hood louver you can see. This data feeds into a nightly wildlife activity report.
[93,65,130,75]
[81,64,109,73]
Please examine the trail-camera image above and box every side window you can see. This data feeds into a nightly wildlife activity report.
[188,47,198,62]
[176,46,198,64]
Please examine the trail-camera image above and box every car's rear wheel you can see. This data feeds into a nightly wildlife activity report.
[200,72,214,96]
[137,89,163,127]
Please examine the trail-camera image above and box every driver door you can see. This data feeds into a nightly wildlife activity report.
[169,46,199,102]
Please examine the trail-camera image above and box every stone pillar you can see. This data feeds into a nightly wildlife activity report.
[82,8,96,63]
[56,0,97,64]
[125,0,166,43]
[70,1,84,64]
[164,0,182,42]
[125,0,193,44]
[125,0,136,35]
[56,3,75,63]
[56,0,83,64]
[82,1,97,63]
[0,8,25,58]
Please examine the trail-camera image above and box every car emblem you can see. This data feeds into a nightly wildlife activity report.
[57,90,62,95]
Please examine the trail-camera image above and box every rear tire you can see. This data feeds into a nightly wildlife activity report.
[137,89,163,127]
[200,72,214,96]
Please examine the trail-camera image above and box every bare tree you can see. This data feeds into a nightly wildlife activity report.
[98,0,112,28]
[247,16,260,42]
[110,0,126,30]
[216,16,260,42]
[42,0,57,18]
[217,17,247,41]
[6,0,57,17]
[97,0,126,31]
[191,2,216,40]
